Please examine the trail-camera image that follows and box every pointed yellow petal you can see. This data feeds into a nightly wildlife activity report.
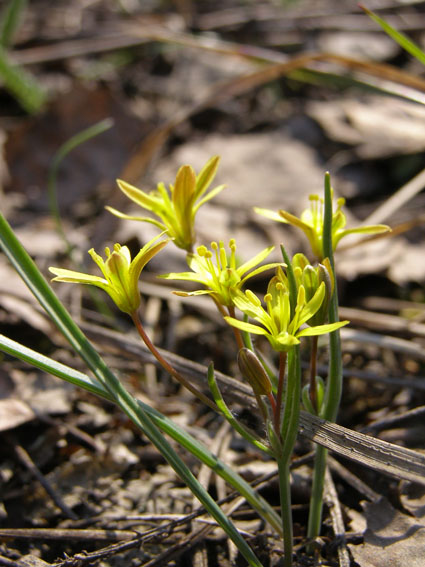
[116,179,161,210]
[224,316,269,336]
[194,155,220,200]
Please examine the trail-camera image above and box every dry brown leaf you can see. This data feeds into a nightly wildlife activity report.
[349,498,425,567]
[400,480,425,519]
[0,399,35,431]
[308,96,425,159]
[12,370,74,416]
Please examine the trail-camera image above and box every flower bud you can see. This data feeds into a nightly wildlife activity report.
[302,376,325,415]
[237,348,272,396]
[291,254,335,326]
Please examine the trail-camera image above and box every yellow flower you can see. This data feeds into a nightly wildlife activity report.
[255,193,390,260]
[225,268,348,352]
[107,156,224,252]
[49,235,168,314]
[160,239,281,307]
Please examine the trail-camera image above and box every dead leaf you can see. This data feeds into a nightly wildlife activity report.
[308,96,425,159]
[349,498,425,567]
[0,399,35,431]
[400,480,425,519]
[18,556,52,567]
[12,370,74,416]
[317,32,400,62]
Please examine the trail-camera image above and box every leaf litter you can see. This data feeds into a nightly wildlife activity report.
[1,1,425,566]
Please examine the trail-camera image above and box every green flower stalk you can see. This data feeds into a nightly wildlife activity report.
[161,239,281,308]
[255,193,390,260]
[49,235,168,314]
[107,156,225,252]
[224,267,348,352]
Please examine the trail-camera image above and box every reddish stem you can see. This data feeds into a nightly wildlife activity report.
[227,305,245,350]
[131,311,217,411]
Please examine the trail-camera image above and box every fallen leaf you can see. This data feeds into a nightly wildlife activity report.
[0,399,35,431]
[308,96,425,159]
[349,498,425,567]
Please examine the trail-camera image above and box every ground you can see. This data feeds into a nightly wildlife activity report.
[0,1,425,566]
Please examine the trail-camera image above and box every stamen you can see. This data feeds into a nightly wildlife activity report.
[219,241,227,270]
[229,239,236,270]
[211,241,220,268]
[246,289,261,307]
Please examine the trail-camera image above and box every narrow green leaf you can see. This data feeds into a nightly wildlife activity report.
[207,362,273,455]
[362,5,425,66]
[0,211,263,567]
[0,0,27,47]
[0,332,282,539]
[0,46,46,113]
[48,118,113,255]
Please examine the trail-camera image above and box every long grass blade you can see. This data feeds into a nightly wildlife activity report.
[0,332,282,537]
[0,211,263,567]
[361,5,425,66]
[0,0,27,47]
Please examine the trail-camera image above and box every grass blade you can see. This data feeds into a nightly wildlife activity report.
[0,0,27,47]
[361,5,425,66]
[0,332,282,538]
[0,46,46,113]
[0,211,263,567]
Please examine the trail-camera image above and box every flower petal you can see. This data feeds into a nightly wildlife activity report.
[105,207,167,230]
[159,271,209,284]
[194,184,226,212]
[254,207,285,223]
[296,282,326,329]
[194,155,220,200]
[224,316,269,336]
[49,267,107,286]
[237,246,275,276]
[297,320,349,337]
[240,263,283,285]
[116,179,161,210]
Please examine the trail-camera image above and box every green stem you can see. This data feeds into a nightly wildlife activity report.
[276,346,301,567]
[131,311,218,412]
[321,172,343,423]
[276,456,293,567]
[307,445,327,546]
[207,362,273,455]
[309,336,319,413]
[321,292,343,422]
[307,172,343,543]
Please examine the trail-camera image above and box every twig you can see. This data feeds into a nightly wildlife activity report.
[0,528,136,542]
[360,404,425,434]
[328,456,381,503]
[363,166,425,225]
[324,468,350,567]
[7,437,77,520]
